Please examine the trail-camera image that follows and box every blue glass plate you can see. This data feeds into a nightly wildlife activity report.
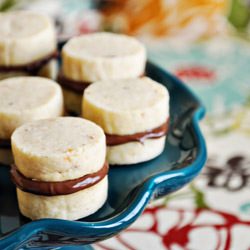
[0,62,207,249]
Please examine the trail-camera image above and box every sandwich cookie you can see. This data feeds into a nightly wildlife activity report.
[0,76,63,165]
[11,117,108,220]
[0,11,57,80]
[59,32,146,114]
[83,77,169,165]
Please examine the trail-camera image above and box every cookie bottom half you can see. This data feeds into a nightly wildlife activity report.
[17,176,108,220]
[107,136,166,165]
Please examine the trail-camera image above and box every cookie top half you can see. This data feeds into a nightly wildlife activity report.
[11,117,106,182]
[83,77,169,135]
[0,11,56,65]
[62,32,146,82]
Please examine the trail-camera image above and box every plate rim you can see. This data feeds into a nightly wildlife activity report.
[0,62,207,249]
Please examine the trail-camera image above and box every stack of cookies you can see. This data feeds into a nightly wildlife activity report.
[11,117,108,220]
[0,77,63,165]
[58,32,146,114]
[0,10,170,221]
[82,77,169,165]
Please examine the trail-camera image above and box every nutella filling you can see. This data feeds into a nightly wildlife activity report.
[57,73,90,94]
[0,138,11,149]
[106,119,169,146]
[11,161,108,196]
[57,73,145,94]
[0,51,58,75]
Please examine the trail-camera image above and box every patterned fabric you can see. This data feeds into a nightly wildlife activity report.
[98,0,228,40]
[94,37,250,250]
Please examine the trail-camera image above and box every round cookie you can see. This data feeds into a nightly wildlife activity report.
[0,11,57,79]
[62,32,146,82]
[59,32,146,114]
[11,117,108,220]
[0,76,63,165]
[83,77,169,165]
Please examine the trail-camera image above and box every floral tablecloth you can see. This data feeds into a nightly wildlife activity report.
[92,35,250,250]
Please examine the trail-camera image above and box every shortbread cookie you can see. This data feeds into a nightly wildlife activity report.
[0,11,57,79]
[0,77,63,165]
[59,32,146,114]
[11,117,108,220]
[83,77,169,165]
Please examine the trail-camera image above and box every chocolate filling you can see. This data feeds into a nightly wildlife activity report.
[106,119,169,146]
[11,161,108,196]
[0,138,11,149]
[58,73,146,94]
[0,51,58,75]
[57,73,90,94]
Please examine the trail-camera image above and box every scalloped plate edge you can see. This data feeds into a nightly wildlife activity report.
[0,63,207,249]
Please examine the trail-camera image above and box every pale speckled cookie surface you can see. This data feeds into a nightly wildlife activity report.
[0,77,63,139]
[0,12,49,38]
[62,32,146,82]
[11,117,106,181]
[0,77,60,112]
[0,11,56,65]
[64,32,143,58]
[83,77,169,135]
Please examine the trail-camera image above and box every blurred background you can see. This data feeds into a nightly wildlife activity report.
[1,0,250,249]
